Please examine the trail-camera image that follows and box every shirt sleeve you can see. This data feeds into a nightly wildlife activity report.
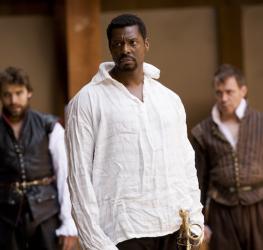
[49,122,78,236]
[176,98,204,236]
[65,95,118,250]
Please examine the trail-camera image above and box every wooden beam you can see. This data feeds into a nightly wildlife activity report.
[65,0,101,99]
[1,0,263,15]
[100,0,263,11]
[101,0,212,11]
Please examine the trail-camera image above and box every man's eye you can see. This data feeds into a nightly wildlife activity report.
[112,42,122,47]
[130,41,137,46]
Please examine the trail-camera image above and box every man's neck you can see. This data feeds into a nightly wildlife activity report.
[220,112,239,123]
[110,66,144,86]
[110,67,145,101]
[11,121,24,140]
[2,112,25,140]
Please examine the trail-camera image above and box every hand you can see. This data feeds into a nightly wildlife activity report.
[203,225,212,243]
[59,236,78,250]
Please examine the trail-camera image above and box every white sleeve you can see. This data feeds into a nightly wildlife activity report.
[49,122,78,236]
[177,98,204,235]
[65,96,118,250]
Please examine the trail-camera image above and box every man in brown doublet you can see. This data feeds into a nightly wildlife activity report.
[192,64,263,250]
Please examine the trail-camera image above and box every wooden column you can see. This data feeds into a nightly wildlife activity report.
[216,4,243,69]
[66,0,101,99]
[53,0,68,118]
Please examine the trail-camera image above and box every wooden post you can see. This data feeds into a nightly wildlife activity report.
[216,3,243,69]
[66,0,101,99]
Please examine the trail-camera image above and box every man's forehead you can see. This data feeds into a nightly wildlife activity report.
[111,25,141,39]
[2,83,27,92]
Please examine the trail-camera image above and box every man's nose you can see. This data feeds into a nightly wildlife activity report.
[122,43,131,54]
[221,93,228,102]
[10,94,18,104]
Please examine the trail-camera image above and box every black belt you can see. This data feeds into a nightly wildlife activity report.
[213,181,263,193]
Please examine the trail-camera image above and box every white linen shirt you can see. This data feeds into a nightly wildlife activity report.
[65,62,203,250]
[49,123,77,236]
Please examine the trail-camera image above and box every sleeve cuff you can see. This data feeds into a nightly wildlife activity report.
[55,219,78,236]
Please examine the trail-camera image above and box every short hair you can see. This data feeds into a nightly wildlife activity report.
[0,66,33,93]
[106,14,147,45]
[214,64,245,87]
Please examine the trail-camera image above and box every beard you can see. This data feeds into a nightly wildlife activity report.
[116,55,138,72]
[2,104,29,122]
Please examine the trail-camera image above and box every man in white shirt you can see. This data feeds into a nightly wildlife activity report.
[66,13,203,250]
[0,66,77,250]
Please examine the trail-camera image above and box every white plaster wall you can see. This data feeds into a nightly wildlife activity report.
[0,16,58,114]
[243,4,263,111]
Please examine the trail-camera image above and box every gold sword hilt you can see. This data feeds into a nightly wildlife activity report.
[177,209,203,250]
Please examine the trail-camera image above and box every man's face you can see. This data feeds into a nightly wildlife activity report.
[214,76,247,118]
[0,83,32,120]
[109,25,149,72]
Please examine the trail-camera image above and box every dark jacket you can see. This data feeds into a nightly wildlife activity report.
[191,107,263,206]
[0,109,60,225]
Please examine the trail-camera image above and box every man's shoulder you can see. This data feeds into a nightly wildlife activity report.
[28,110,58,133]
[29,109,57,121]
[0,115,5,128]
[69,78,102,102]
[242,108,263,133]
[150,78,181,101]
[66,83,94,112]
[191,116,213,137]
[246,107,263,118]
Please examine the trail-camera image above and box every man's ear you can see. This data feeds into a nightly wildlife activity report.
[145,37,150,51]
[28,91,33,99]
[241,85,248,98]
